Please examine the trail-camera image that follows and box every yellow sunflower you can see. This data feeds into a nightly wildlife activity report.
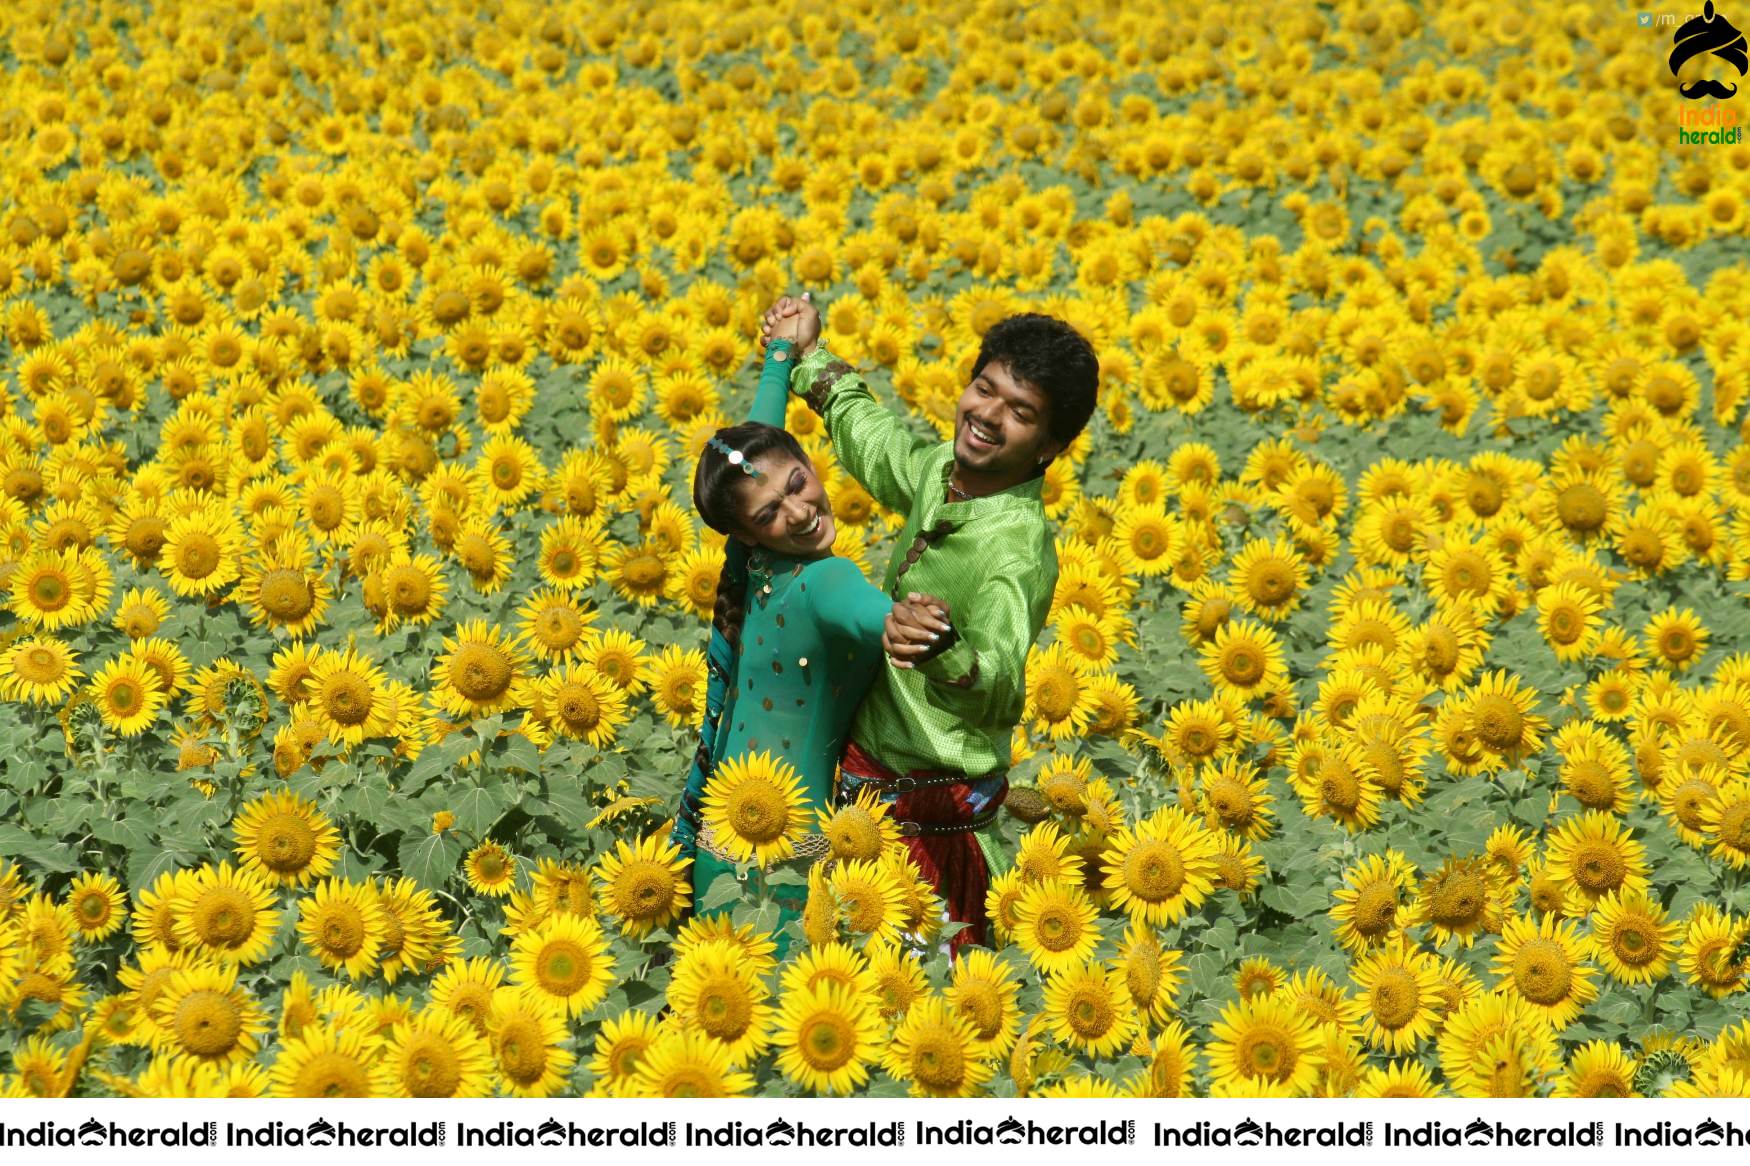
[1330,851,1417,954]
[158,506,244,597]
[148,962,268,1068]
[509,911,615,1018]
[0,634,82,704]
[668,937,774,1065]
[1010,877,1100,976]
[232,789,340,887]
[487,987,575,1098]
[1099,805,1219,925]
[430,618,530,720]
[1043,960,1141,1058]
[86,656,165,736]
[1206,993,1324,1097]
[382,1006,493,1098]
[1198,617,1287,699]
[772,980,884,1095]
[594,832,691,937]
[296,878,385,980]
[1491,911,1599,1028]
[1544,811,1649,908]
[1349,939,1444,1054]
[172,863,281,966]
[699,750,810,868]
[882,994,994,1097]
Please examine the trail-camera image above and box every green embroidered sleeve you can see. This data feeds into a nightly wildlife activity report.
[914,557,1033,722]
[789,345,937,516]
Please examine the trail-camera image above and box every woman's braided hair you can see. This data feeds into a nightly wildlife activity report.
[692,420,807,655]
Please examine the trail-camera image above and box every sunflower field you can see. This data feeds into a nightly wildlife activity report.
[2,0,1750,1102]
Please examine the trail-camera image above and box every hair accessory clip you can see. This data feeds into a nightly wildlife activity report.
[708,436,764,479]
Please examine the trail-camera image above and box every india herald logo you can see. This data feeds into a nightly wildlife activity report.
[1670,1,1748,99]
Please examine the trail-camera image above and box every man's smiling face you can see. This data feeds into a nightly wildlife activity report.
[952,358,1064,485]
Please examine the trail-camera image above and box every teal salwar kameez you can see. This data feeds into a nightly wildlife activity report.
[671,338,893,951]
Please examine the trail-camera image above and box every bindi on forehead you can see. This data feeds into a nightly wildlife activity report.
[737,456,807,518]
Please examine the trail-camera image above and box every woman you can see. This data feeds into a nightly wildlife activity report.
[671,310,941,945]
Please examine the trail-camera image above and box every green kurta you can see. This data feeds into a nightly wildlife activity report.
[678,339,893,941]
[788,345,1059,781]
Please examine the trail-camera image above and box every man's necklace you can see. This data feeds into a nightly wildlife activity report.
[947,478,976,502]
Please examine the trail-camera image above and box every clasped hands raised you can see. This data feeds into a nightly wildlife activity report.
[760,292,821,356]
[759,293,949,668]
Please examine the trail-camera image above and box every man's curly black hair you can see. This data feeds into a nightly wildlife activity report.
[969,313,1100,449]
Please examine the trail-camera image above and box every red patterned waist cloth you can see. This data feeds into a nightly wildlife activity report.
[838,740,1007,954]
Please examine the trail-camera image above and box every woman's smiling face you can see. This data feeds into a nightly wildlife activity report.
[732,452,837,556]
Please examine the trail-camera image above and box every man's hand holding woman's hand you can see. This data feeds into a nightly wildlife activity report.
[883,592,953,669]
[760,292,822,357]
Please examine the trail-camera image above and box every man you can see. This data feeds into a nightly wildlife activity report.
[760,294,1098,953]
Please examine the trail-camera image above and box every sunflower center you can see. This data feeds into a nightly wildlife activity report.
[1247,560,1294,605]
[175,989,244,1058]
[259,568,314,620]
[1207,777,1254,828]
[457,533,496,576]
[190,886,254,949]
[725,779,789,845]
[1221,642,1265,686]
[1321,765,1362,813]
[1236,1025,1293,1080]
[1067,983,1116,1038]
[75,891,113,924]
[170,530,221,580]
[1660,628,1697,662]
[1554,479,1603,532]
[400,1031,462,1097]
[1568,839,1626,893]
[321,671,373,725]
[1124,839,1187,902]
[535,939,590,996]
[1353,883,1399,936]
[800,1011,856,1070]
[1429,870,1487,930]
[1471,694,1524,749]
[451,642,513,701]
[316,904,366,958]
[1511,938,1573,1005]
[610,860,675,920]
[910,1028,966,1091]
[1369,967,1420,1029]
[495,1017,546,1083]
[1564,759,1615,808]
[534,606,584,649]
[825,808,882,862]
[621,552,666,591]
[1609,917,1656,967]
[386,565,432,614]
[1033,905,1080,952]
[1033,667,1079,722]
[696,977,753,1040]
[554,681,603,733]
[257,813,318,874]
